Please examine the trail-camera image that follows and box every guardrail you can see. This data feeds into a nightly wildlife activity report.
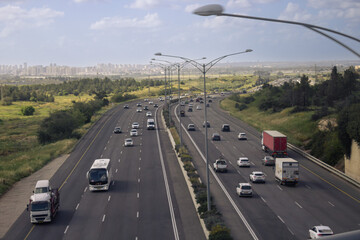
[288,143,360,188]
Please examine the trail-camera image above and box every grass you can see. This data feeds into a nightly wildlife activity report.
[220,97,317,147]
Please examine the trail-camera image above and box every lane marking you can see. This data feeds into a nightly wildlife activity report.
[305,185,311,189]
[104,147,106,151]
[261,197,267,203]
[112,181,115,186]
[295,201,303,209]
[277,185,283,191]
[118,159,121,163]
[116,169,118,173]
[139,167,141,171]
[102,215,106,222]
[64,225,69,234]
[328,201,335,207]
[137,212,139,218]
[75,203,79,210]
[100,154,103,158]
[288,227,295,235]
[139,157,141,161]
[301,164,360,204]
[84,187,87,193]
[108,196,111,202]
[278,215,285,224]
[138,179,140,183]
[137,193,139,198]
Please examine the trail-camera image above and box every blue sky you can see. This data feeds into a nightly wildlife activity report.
[0,0,359,66]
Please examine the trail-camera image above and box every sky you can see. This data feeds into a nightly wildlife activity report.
[0,0,359,66]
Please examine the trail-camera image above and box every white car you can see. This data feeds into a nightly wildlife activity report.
[136,108,142,112]
[249,171,265,183]
[309,226,333,239]
[132,122,139,129]
[236,183,252,197]
[237,157,250,167]
[196,105,202,110]
[130,129,138,136]
[146,111,152,117]
[124,138,134,147]
[149,101,153,105]
[238,132,247,140]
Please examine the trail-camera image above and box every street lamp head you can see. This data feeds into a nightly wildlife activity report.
[245,49,253,52]
[151,58,156,60]
[193,4,224,16]
[154,52,162,56]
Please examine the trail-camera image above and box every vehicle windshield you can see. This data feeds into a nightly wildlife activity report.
[242,186,251,190]
[34,187,48,194]
[89,169,108,185]
[218,161,226,165]
[31,201,49,211]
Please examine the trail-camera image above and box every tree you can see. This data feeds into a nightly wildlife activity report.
[21,106,35,116]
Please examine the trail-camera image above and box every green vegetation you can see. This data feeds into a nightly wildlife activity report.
[221,66,360,168]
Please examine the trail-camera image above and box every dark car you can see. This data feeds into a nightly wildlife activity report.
[203,121,210,128]
[143,106,148,110]
[188,108,193,112]
[212,133,221,141]
[113,127,122,134]
[208,99,212,103]
[262,156,275,166]
[137,103,142,107]
[221,124,230,132]
[154,104,158,108]
[124,104,129,109]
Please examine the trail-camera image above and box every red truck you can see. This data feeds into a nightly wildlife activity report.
[261,130,287,157]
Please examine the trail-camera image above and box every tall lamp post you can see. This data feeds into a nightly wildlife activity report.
[155,49,252,211]
[150,61,170,117]
[193,4,360,58]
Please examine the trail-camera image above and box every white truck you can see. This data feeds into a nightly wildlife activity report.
[275,158,299,185]
[213,157,228,172]
[27,180,60,223]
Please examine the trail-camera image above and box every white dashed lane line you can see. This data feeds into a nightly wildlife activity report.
[102,215,106,222]
[295,201,303,209]
[64,225,69,234]
[328,201,335,207]
[75,203,79,210]
[277,185,283,191]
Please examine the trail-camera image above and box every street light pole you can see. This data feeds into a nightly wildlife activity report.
[154,49,252,211]
[193,4,360,58]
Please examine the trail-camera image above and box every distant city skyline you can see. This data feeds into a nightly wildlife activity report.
[0,0,359,66]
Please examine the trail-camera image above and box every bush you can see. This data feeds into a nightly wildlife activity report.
[204,215,224,231]
[21,106,35,116]
[235,103,248,111]
[209,225,232,240]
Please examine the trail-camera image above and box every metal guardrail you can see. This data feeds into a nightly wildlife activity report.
[288,143,360,188]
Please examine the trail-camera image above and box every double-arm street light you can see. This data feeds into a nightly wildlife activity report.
[155,49,252,211]
[193,4,360,58]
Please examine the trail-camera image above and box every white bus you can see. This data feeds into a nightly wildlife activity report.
[87,159,112,191]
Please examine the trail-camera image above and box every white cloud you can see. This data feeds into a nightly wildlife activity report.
[128,0,160,9]
[0,5,63,38]
[278,2,312,22]
[90,13,161,30]
[184,4,201,13]
[227,0,278,8]
[307,0,360,21]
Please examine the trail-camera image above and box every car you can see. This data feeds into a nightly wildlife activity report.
[206,103,210,107]
[137,103,142,107]
[132,122,139,129]
[113,127,122,134]
[136,108,142,112]
[236,183,252,197]
[262,156,275,166]
[146,111,152,117]
[154,104,158,108]
[187,108,193,112]
[144,98,148,102]
[221,124,230,132]
[187,124,196,131]
[124,104,129,109]
[212,133,221,141]
[124,138,134,147]
[238,133,247,140]
[309,226,333,239]
[203,121,210,128]
[196,105,202,110]
[208,99,213,103]
[249,171,266,183]
[237,157,250,167]
[189,103,194,108]
[180,101,185,106]
[143,106,149,110]
[130,129,138,136]
[149,101,153,105]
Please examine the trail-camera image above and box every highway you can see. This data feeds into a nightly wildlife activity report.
[4,100,205,240]
[172,96,360,240]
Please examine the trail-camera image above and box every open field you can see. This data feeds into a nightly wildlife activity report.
[220,97,317,146]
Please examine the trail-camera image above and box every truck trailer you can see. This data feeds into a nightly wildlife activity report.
[261,130,287,157]
[275,158,299,185]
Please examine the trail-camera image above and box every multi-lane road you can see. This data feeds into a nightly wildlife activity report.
[4,100,205,240]
[4,95,360,240]
[172,96,360,240]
